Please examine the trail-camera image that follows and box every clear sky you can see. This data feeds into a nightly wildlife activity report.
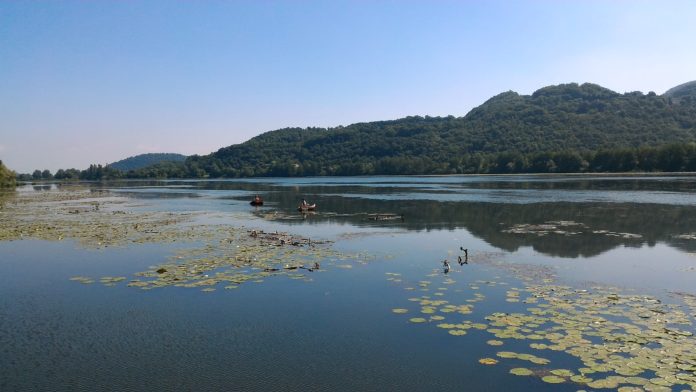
[1,1,695,173]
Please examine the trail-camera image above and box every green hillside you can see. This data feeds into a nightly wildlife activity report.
[108,153,187,171]
[178,82,696,177]
[664,81,696,102]
[43,81,696,179]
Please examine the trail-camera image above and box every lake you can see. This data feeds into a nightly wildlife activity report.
[2,174,696,391]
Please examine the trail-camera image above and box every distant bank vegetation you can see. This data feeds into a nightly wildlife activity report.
[107,153,187,171]
[18,142,696,182]
[15,81,696,180]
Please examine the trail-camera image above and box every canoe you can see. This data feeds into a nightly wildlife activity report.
[297,204,316,211]
[250,200,264,206]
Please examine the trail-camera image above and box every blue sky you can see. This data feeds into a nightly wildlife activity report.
[1,1,695,172]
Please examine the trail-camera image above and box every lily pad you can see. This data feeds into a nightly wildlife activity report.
[541,375,565,384]
[550,369,573,377]
[570,374,593,383]
[510,367,533,376]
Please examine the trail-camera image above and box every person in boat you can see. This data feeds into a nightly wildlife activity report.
[251,195,263,205]
[298,198,316,212]
[299,198,313,209]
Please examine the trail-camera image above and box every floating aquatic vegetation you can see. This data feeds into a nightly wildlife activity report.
[569,374,592,383]
[502,220,643,240]
[549,369,573,377]
[486,340,504,346]
[509,367,533,376]
[388,251,696,390]
[616,387,644,392]
[674,233,696,240]
[409,318,427,323]
[592,230,643,239]
[366,213,403,221]
[69,276,94,284]
[6,188,364,293]
[386,272,403,283]
[420,307,436,314]
[99,276,126,286]
[392,308,408,314]
[502,221,586,236]
[0,187,199,248]
[541,375,565,384]
[99,276,126,284]
[478,358,498,365]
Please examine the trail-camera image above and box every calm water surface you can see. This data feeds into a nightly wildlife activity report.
[2,175,696,391]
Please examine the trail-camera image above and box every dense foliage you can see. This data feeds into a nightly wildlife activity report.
[0,160,17,187]
[17,165,124,182]
[176,82,696,177]
[664,81,696,103]
[20,81,696,179]
[100,143,696,178]
[108,153,186,171]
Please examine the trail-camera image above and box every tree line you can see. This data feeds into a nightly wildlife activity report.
[15,143,696,181]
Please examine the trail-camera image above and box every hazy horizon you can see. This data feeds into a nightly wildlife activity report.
[2,1,695,173]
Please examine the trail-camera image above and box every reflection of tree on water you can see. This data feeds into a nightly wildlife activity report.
[254,190,696,258]
[461,177,696,193]
[82,179,696,258]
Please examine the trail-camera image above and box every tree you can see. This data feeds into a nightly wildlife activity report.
[555,151,587,173]
[0,160,17,188]
[16,173,33,181]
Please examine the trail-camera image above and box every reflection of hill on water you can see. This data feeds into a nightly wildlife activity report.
[90,179,696,259]
[252,190,696,258]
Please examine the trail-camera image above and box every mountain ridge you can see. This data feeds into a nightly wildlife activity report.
[177,81,696,177]
[38,80,696,179]
[108,153,187,171]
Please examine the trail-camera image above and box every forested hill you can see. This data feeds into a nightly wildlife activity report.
[180,81,696,177]
[461,82,696,153]
[664,81,696,103]
[108,153,186,171]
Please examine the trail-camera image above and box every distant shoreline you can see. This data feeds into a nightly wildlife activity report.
[14,170,696,186]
